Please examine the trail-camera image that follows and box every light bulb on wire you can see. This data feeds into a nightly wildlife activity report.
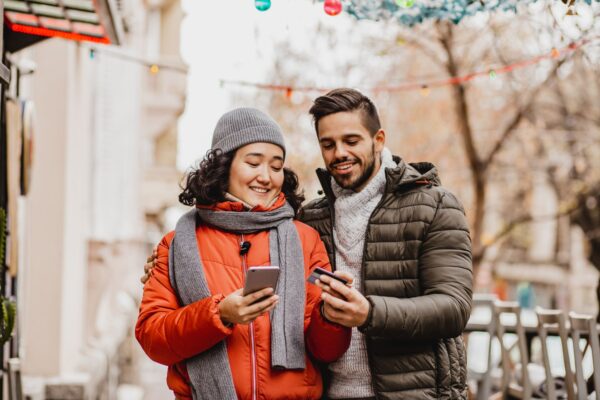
[324,0,342,16]
[255,0,271,12]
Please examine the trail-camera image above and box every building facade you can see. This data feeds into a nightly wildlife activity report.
[2,0,186,398]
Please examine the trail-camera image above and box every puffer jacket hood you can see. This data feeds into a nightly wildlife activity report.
[395,160,441,187]
[316,156,441,201]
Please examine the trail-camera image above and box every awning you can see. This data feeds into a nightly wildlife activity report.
[4,0,123,52]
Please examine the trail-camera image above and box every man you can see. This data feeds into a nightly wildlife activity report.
[299,88,472,400]
[142,88,473,399]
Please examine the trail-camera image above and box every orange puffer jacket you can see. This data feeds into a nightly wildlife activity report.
[136,197,351,400]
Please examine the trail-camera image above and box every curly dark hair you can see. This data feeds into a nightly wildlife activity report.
[179,149,305,215]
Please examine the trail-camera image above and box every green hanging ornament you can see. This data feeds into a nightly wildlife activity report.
[0,297,16,345]
[0,208,6,267]
[396,0,415,8]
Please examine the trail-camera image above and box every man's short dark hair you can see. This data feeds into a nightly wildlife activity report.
[309,88,381,136]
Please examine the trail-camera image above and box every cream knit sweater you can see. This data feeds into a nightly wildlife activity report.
[327,148,396,399]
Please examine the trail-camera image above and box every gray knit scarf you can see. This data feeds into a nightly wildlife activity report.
[168,201,306,400]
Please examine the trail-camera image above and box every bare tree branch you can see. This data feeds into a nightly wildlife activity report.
[399,28,446,67]
[438,22,481,171]
[482,57,567,170]
[488,206,576,247]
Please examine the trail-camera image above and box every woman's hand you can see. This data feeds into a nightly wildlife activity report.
[219,288,279,325]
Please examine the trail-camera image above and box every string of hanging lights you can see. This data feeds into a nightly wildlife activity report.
[219,38,595,97]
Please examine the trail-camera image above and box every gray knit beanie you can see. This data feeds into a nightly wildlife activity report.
[211,107,286,156]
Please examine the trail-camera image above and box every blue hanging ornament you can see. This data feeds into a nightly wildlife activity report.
[255,0,271,11]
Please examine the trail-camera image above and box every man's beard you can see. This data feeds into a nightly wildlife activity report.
[331,145,376,191]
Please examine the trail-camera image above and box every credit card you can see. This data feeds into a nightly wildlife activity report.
[307,267,349,285]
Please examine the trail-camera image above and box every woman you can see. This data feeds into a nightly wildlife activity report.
[135,107,351,400]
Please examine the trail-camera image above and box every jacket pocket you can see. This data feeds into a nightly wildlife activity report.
[434,339,451,399]
[452,336,468,398]
[434,337,468,400]
[370,340,437,395]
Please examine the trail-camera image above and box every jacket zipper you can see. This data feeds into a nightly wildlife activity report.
[328,177,388,400]
[359,194,386,293]
[240,234,258,400]
[328,203,337,271]
[319,165,399,400]
[360,182,397,400]
[324,191,385,400]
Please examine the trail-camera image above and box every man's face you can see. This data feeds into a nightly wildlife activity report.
[317,111,385,192]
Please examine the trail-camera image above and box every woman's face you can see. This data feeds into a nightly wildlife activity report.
[228,142,285,208]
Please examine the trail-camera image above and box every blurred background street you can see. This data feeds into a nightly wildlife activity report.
[2,0,600,398]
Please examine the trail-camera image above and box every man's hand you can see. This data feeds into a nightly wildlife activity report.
[219,288,279,325]
[316,270,353,299]
[140,245,158,284]
[317,271,371,328]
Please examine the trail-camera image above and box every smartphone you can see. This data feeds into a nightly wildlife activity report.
[243,266,280,296]
[307,267,349,285]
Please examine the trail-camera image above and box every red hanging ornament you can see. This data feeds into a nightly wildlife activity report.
[324,0,342,16]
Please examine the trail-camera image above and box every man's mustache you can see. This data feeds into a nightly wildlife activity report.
[330,158,359,169]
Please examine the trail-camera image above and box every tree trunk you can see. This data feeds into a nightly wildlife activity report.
[571,187,600,320]
[472,172,487,267]
[438,21,487,274]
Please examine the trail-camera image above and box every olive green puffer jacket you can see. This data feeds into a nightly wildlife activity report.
[298,157,473,400]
